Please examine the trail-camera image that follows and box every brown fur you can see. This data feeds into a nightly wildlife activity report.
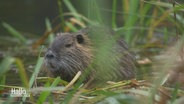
[44,28,136,85]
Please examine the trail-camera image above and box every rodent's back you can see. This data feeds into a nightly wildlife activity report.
[44,27,136,84]
[88,27,136,82]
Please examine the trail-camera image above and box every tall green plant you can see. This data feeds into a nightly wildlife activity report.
[2,22,27,43]
[122,0,139,44]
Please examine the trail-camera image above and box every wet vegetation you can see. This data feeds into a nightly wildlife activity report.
[0,0,184,104]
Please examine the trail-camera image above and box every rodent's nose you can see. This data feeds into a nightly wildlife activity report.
[45,51,55,59]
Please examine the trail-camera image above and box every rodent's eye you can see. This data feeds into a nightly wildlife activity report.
[65,43,72,48]
[76,34,84,44]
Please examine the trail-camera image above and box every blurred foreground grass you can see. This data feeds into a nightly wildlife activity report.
[0,0,184,104]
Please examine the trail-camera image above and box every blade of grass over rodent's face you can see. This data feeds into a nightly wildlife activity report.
[45,18,54,44]
[36,77,61,104]
[85,27,124,85]
[2,22,27,43]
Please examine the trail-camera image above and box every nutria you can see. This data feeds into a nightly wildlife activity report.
[44,27,136,85]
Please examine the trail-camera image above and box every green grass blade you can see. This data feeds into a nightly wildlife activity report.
[93,0,102,24]
[29,57,44,88]
[2,22,27,43]
[87,0,102,24]
[0,56,15,76]
[36,77,61,104]
[0,75,6,90]
[63,0,77,15]
[112,0,117,28]
[21,57,44,102]
[65,21,78,32]
[15,58,29,88]
[124,0,139,44]
[163,28,169,44]
[29,46,44,88]
[140,3,152,25]
[45,18,54,43]
[63,0,81,21]
[57,0,65,31]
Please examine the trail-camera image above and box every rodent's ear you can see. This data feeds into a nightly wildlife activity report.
[80,27,89,35]
[76,34,84,44]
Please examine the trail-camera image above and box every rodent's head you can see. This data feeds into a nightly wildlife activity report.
[44,30,93,80]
